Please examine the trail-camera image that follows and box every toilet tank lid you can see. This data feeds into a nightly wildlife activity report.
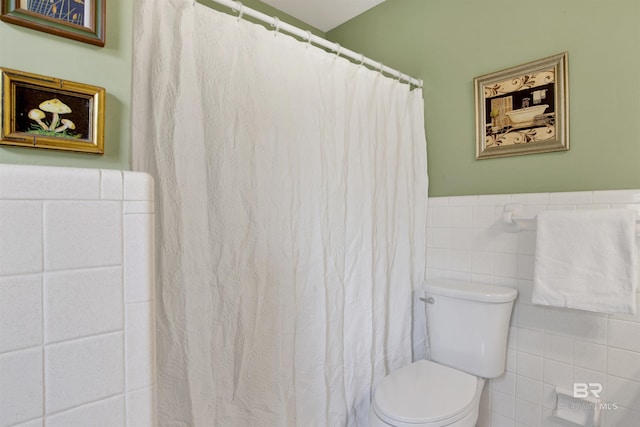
[425,279,517,303]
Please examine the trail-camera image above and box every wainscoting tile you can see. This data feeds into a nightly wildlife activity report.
[602,404,640,427]
[473,205,498,229]
[510,193,550,205]
[426,248,450,270]
[448,195,478,206]
[606,374,640,411]
[492,372,516,395]
[517,328,543,356]
[126,302,155,390]
[44,267,123,343]
[573,340,607,373]
[429,191,640,427]
[515,398,542,427]
[428,197,449,207]
[0,275,42,353]
[549,191,593,205]
[46,395,125,427]
[43,201,122,271]
[0,348,43,427]
[12,418,44,427]
[126,386,156,427]
[491,389,515,419]
[123,201,154,214]
[516,376,542,405]
[0,165,99,200]
[430,206,451,228]
[123,172,154,201]
[451,206,473,227]
[543,359,573,390]
[544,333,573,364]
[478,194,512,206]
[592,189,640,204]
[607,347,640,382]
[100,170,123,201]
[427,227,451,248]
[516,352,543,381]
[0,201,42,276]
[124,214,155,303]
[608,319,640,353]
[45,333,124,413]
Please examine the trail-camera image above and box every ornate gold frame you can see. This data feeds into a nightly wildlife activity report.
[1,68,105,154]
[474,52,569,159]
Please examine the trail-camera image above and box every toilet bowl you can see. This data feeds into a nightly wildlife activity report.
[369,279,517,427]
[369,360,484,427]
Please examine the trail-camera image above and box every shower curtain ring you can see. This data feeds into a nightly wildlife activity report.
[396,71,403,83]
[378,62,384,76]
[271,17,281,36]
[234,1,244,21]
[305,31,312,49]
[358,53,365,67]
[333,43,341,59]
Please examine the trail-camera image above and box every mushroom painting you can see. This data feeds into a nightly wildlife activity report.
[2,67,105,153]
[27,98,80,138]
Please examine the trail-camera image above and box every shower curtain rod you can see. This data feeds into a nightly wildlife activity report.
[201,0,423,88]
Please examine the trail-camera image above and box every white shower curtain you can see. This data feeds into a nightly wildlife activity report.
[132,0,428,425]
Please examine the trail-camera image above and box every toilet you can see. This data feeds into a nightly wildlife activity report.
[369,279,517,427]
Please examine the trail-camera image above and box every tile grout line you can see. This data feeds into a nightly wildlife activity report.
[41,200,47,423]
[122,170,129,426]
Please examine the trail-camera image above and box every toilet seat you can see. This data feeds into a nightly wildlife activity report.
[372,360,479,426]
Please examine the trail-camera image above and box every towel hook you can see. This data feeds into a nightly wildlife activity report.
[233,1,244,21]
[271,17,281,36]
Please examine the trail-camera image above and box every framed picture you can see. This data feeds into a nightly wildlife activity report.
[1,0,105,47]
[474,52,569,159]
[1,68,105,154]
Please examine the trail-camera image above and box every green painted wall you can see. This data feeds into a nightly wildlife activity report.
[328,0,640,196]
[0,1,133,170]
[0,0,323,171]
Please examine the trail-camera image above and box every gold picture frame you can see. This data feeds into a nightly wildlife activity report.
[474,52,569,159]
[1,67,105,154]
[1,0,105,47]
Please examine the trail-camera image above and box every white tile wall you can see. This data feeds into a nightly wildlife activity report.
[43,201,122,271]
[44,267,123,343]
[45,333,124,413]
[426,190,640,427]
[0,275,42,353]
[45,395,125,427]
[0,165,156,427]
[0,202,42,276]
[0,349,43,427]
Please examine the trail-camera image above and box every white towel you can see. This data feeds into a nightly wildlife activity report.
[533,209,638,314]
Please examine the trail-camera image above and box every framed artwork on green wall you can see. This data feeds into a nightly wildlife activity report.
[1,0,105,47]
[1,67,105,154]
[474,52,569,159]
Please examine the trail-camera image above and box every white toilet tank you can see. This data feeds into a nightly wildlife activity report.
[425,279,517,378]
